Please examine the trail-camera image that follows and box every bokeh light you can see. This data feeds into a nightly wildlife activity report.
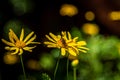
[10,0,34,15]
[70,27,83,40]
[117,43,120,54]
[27,59,41,70]
[39,53,55,70]
[109,11,120,20]
[3,20,22,39]
[3,20,32,39]
[50,49,60,58]
[3,52,19,65]
[82,23,99,35]
[60,4,78,17]
[85,11,95,21]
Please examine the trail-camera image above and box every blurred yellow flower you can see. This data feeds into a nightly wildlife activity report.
[44,31,89,57]
[82,23,99,35]
[85,11,95,21]
[1,28,40,55]
[60,4,78,17]
[109,11,120,21]
[3,52,19,64]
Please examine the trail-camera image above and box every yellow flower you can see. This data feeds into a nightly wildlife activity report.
[44,31,89,57]
[1,28,40,55]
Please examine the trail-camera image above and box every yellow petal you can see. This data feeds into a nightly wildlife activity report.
[61,48,66,56]
[73,37,78,42]
[67,42,76,46]
[5,47,19,55]
[62,31,67,40]
[68,48,77,56]
[71,46,79,55]
[5,46,11,50]
[77,41,86,45]
[23,46,36,50]
[20,28,24,41]
[24,31,34,42]
[9,32,15,43]
[44,41,56,45]
[25,35,36,45]
[23,48,32,52]
[23,46,36,52]
[49,32,59,41]
[47,45,57,48]
[11,48,19,55]
[30,42,40,44]
[9,29,19,41]
[9,47,18,50]
[79,47,89,50]
[5,47,19,51]
[45,35,56,43]
[67,32,71,40]
[1,39,15,46]
[57,35,61,39]
[78,49,87,53]
[18,49,23,55]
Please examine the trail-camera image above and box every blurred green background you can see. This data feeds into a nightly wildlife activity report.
[0,0,120,80]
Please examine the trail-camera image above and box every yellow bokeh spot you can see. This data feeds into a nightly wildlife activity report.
[60,4,78,17]
[85,11,95,21]
[27,59,41,70]
[71,59,79,67]
[82,23,99,35]
[109,11,120,20]
[3,52,18,64]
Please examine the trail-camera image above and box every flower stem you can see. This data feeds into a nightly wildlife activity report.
[73,67,77,80]
[54,53,61,80]
[20,55,26,80]
[67,57,69,80]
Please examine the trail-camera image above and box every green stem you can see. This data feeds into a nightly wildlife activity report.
[20,55,26,80]
[73,67,77,80]
[67,57,69,80]
[54,53,61,80]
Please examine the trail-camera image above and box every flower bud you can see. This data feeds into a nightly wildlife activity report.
[71,59,79,67]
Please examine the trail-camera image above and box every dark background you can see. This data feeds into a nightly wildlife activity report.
[0,0,120,80]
